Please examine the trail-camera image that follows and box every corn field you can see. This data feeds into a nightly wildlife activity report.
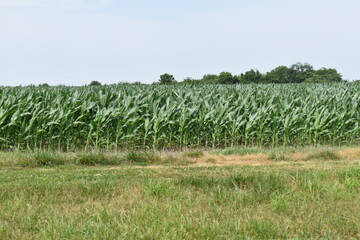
[0,83,359,150]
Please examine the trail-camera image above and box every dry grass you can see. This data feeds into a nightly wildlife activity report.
[1,146,359,169]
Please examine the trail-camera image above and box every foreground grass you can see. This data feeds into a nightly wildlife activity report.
[0,147,360,239]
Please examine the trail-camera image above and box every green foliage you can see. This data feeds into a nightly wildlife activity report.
[179,62,343,84]
[76,153,123,166]
[239,69,263,83]
[145,180,173,197]
[291,62,314,83]
[89,80,102,86]
[305,68,342,83]
[0,83,358,150]
[182,77,195,84]
[217,72,238,84]
[200,74,218,84]
[159,73,176,84]
[265,65,296,83]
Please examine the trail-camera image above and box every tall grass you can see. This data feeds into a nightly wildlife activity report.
[0,82,358,150]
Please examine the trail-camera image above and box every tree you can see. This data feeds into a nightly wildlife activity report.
[200,74,218,84]
[265,66,296,83]
[291,62,314,83]
[159,73,176,84]
[305,68,342,83]
[239,69,263,84]
[217,72,238,84]
[182,77,199,84]
[89,80,102,86]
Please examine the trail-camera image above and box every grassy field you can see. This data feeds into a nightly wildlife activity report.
[1,146,360,239]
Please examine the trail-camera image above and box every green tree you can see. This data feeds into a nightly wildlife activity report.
[305,68,342,83]
[200,74,218,84]
[217,72,238,84]
[291,62,314,83]
[265,66,296,83]
[159,73,176,84]
[239,69,263,84]
[89,80,102,86]
[182,77,199,84]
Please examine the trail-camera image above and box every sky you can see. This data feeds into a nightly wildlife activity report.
[0,0,359,86]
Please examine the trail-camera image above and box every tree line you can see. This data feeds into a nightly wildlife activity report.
[25,62,351,87]
[157,62,344,85]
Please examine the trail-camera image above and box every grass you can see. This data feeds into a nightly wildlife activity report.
[182,149,204,158]
[306,150,341,161]
[1,145,358,168]
[1,157,359,239]
[76,153,123,166]
[0,147,359,239]
[268,152,293,161]
[212,147,262,156]
[124,151,161,164]
[19,151,66,167]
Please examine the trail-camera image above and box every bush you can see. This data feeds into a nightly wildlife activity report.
[89,80,102,86]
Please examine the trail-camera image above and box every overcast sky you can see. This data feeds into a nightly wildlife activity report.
[0,0,359,86]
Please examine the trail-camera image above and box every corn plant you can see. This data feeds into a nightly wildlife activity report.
[0,82,358,150]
